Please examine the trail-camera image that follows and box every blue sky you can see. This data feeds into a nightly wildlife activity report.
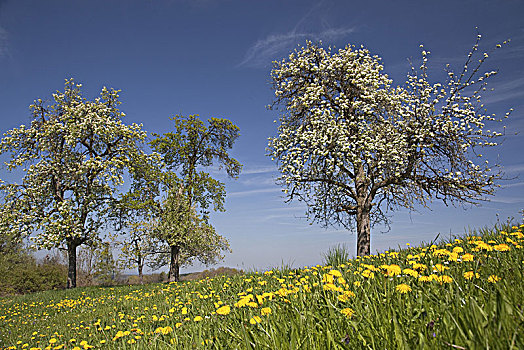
[0,0,523,274]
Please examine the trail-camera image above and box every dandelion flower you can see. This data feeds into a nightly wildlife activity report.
[494,244,511,252]
[194,316,203,322]
[361,270,375,279]
[463,271,474,280]
[461,253,474,261]
[329,269,342,277]
[396,284,412,294]
[418,275,433,283]
[402,268,419,278]
[249,316,262,324]
[488,275,501,283]
[216,305,231,315]
[340,308,355,318]
[434,264,449,272]
[261,307,272,315]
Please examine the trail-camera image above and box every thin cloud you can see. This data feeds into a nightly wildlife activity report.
[229,187,282,197]
[501,181,524,189]
[501,164,524,175]
[238,27,356,68]
[241,165,277,175]
[482,76,524,105]
[488,196,524,204]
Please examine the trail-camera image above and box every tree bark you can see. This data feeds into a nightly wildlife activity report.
[67,243,77,289]
[138,258,143,285]
[168,245,180,282]
[355,162,371,257]
[356,205,371,256]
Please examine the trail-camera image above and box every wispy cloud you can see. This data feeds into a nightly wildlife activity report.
[228,187,282,197]
[238,27,356,68]
[501,163,524,175]
[488,196,524,204]
[501,181,524,189]
[482,76,524,105]
[241,165,277,175]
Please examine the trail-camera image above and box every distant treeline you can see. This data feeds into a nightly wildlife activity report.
[0,243,242,296]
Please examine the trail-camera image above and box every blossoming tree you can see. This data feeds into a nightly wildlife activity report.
[116,114,241,282]
[268,38,511,256]
[151,186,231,282]
[0,79,147,288]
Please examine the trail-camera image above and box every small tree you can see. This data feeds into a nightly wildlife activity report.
[93,241,118,286]
[117,219,159,284]
[268,38,511,256]
[151,187,230,282]
[147,114,242,281]
[0,79,147,288]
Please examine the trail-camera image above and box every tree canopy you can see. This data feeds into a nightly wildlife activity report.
[116,114,241,282]
[268,39,510,256]
[0,79,147,288]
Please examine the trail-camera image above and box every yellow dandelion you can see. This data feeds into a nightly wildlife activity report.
[194,316,203,322]
[434,264,449,272]
[396,284,412,294]
[249,316,262,324]
[216,305,231,315]
[461,253,474,261]
[488,275,501,283]
[412,263,427,272]
[435,275,453,284]
[361,269,375,279]
[323,283,343,292]
[322,274,335,284]
[494,244,511,252]
[261,307,272,315]
[329,269,342,277]
[402,268,419,278]
[382,264,402,276]
[340,308,355,318]
[452,246,464,253]
[418,275,433,283]
[337,290,355,302]
[463,271,474,280]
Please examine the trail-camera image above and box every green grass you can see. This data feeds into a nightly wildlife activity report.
[1,222,523,349]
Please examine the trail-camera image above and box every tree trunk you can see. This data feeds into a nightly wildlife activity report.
[355,162,371,257]
[138,258,143,285]
[67,243,78,289]
[168,245,180,282]
[356,205,371,256]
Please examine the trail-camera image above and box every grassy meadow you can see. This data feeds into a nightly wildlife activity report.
[1,223,523,349]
